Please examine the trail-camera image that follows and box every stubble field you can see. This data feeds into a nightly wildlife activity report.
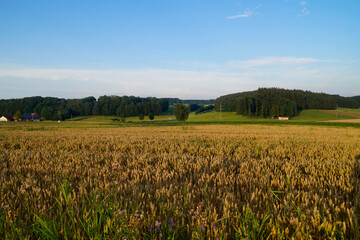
[0,124,360,239]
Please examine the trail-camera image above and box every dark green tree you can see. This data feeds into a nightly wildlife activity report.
[148,112,154,120]
[92,102,101,115]
[41,106,56,120]
[139,114,144,121]
[174,104,189,121]
[158,99,169,112]
[189,103,201,112]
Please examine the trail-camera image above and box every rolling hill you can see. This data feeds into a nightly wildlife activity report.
[215,88,359,118]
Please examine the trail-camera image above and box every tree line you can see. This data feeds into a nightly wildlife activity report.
[352,95,360,105]
[0,96,169,121]
[167,98,215,105]
[215,88,359,118]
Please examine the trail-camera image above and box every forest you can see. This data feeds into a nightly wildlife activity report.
[0,96,169,121]
[215,88,359,118]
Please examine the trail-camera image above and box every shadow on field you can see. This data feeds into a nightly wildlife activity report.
[353,154,360,238]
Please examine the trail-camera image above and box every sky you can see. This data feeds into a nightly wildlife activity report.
[0,0,359,99]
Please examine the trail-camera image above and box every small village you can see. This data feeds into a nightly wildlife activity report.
[0,113,40,122]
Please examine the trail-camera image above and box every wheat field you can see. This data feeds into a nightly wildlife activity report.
[0,124,359,239]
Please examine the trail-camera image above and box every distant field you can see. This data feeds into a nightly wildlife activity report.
[188,111,250,122]
[1,108,359,130]
[326,119,360,123]
[336,107,360,116]
[292,109,360,121]
[126,114,175,122]
[71,115,175,122]
[69,112,252,124]
[69,115,113,122]
[338,107,360,113]
[189,108,360,123]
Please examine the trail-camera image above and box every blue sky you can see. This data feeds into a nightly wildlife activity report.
[0,0,359,99]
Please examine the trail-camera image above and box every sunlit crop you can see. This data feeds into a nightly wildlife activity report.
[0,125,359,239]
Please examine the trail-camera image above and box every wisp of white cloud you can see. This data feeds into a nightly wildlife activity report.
[298,7,310,16]
[297,1,310,16]
[227,5,260,19]
[227,11,253,19]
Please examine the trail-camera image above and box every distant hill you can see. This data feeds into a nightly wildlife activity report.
[215,88,359,118]
[213,90,256,111]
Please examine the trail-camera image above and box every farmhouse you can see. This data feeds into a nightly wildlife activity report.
[0,116,14,122]
[22,113,40,122]
[278,116,289,121]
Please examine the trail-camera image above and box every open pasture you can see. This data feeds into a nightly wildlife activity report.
[0,124,360,239]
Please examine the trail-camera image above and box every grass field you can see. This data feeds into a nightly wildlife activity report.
[188,111,250,122]
[292,109,360,121]
[1,124,359,239]
[70,114,176,123]
[189,108,360,122]
[338,107,360,113]
[61,108,360,125]
[1,108,360,132]
[2,108,360,131]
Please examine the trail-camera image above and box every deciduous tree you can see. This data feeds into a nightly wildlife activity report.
[174,104,189,121]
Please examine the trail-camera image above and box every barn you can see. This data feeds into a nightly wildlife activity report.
[22,113,40,121]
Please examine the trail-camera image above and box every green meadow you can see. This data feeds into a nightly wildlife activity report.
[1,108,359,130]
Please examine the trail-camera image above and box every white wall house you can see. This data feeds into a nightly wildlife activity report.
[278,116,289,121]
[0,116,9,122]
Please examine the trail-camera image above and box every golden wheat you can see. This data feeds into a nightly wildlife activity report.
[0,124,359,239]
